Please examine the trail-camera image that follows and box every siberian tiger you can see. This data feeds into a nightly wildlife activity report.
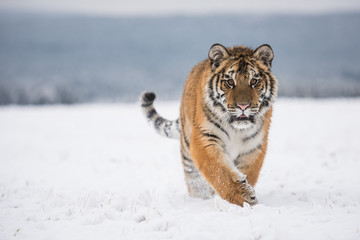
[141,43,278,206]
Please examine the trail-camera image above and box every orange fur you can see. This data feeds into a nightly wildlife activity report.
[142,44,278,206]
[179,45,277,206]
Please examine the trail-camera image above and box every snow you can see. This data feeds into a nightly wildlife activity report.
[0,98,360,240]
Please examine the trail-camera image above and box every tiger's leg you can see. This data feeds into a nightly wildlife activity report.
[235,145,267,187]
[235,118,270,188]
[190,128,257,206]
[181,132,215,199]
[182,153,215,199]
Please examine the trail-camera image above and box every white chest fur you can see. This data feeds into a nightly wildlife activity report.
[224,124,265,164]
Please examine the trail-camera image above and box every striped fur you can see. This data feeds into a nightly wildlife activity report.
[141,92,180,139]
[141,44,278,206]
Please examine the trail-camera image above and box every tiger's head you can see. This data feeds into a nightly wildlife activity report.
[207,43,278,130]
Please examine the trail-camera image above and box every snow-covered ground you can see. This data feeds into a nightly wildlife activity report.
[0,98,360,240]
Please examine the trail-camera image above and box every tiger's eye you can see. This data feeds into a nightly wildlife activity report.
[228,79,235,86]
[250,78,258,86]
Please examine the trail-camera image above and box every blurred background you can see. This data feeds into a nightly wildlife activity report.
[0,0,360,105]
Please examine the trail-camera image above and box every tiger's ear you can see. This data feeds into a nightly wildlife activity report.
[253,44,274,68]
[208,43,229,70]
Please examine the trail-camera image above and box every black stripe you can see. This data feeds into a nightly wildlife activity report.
[242,144,262,156]
[208,74,226,112]
[208,74,216,93]
[215,74,220,92]
[202,104,230,138]
[260,86,265,96]
[182,154,192,162]
[141,102,153,107]
[163,123,170,137]
[154,117,164,130]
[243,125,263,142]
[147,109,156,119]
[264,75,268,93]
[183,162,194,169]
[192,89,197,124]
[209,93,226,110]
[263,100,269,107]
[248,61,255,69]
[181,147,191,159]
[205,114,229,138]
[238,59,248,73]
[175,119,180,132]
[201,131,221,141]
[207,75,219,93]
[182,154,194,168]
[183,161,194,169]
[212,97,227,112]
[180,116,190,148]
[181,152,197,173]
[181,132,190,148]
[234,144,262,165]
[201,129,226,152]
[204,143,216,149]
[268,74,276,98]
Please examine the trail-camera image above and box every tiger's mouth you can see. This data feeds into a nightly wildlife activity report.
[238,114,249,120]
[229,114,254,123]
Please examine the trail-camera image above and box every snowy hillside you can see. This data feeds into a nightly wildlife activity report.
[0,98,360,239]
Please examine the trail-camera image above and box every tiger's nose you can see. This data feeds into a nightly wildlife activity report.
[237,103,250,111]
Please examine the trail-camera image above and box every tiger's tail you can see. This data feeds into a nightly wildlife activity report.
[140,92,180,139]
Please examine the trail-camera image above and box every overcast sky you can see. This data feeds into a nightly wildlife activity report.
[1,0,360,16]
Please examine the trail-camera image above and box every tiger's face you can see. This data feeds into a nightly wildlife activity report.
[207,44,278,130]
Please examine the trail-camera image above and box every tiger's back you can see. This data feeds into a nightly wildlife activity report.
[141,43,278,206]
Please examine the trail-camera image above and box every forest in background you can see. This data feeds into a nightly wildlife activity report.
[0,11,360,104]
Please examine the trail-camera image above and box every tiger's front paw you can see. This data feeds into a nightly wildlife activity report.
[223,177,257,206]
[237,179,257,206]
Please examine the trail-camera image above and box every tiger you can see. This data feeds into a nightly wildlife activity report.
[141,43,278,206]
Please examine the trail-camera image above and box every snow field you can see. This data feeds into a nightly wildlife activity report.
[0,98,360,239]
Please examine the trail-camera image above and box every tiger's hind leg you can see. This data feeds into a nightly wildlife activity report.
[181,148,215,199]
[180,121,214,199]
